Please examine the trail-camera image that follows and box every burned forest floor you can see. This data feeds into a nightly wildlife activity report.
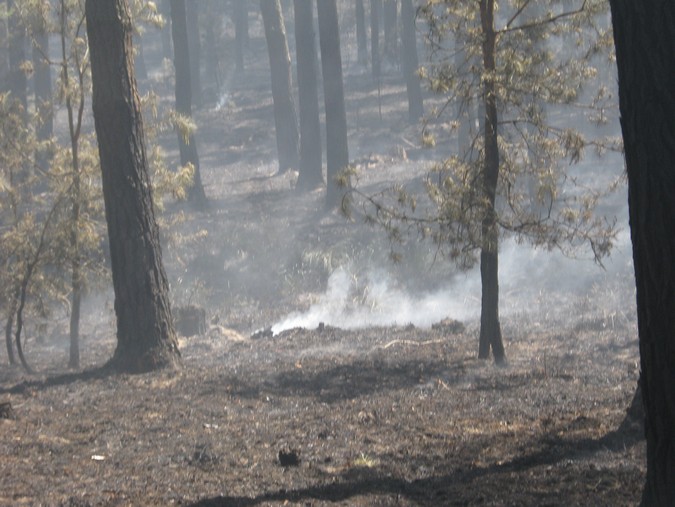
[1,23,644,507]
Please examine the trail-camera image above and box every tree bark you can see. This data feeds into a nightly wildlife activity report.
[260,0,299,173]
[293,0,323,191]
[318,0,350,210]
[355,0,367,65]
[477,0,505,365]
[400,0,423,122]
[170,0,207,208]
[85,0,180,373]
[383,0,398,66]
[610,1,675,503]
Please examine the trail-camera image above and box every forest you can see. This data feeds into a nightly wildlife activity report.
[0,0,670,505]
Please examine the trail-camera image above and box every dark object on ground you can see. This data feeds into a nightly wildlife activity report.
[251,327,274,340]
[175,305,207,337]
[278,448,300,467]
[0,401,15,419]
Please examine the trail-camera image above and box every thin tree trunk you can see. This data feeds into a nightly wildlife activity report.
[317,0,349,210]
[170,0,207,208]
[610,1,675,503]
[355,0,367,65]
[160,0,173,59]
[4,291,18,365]
[293,0,323,191]
[85,0,181,373]
[477,0,505,365]
[261,0,299,173]
[400,0,423,122]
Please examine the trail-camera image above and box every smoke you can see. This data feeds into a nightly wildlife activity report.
[271,265,481,335]
[271,232,634,335]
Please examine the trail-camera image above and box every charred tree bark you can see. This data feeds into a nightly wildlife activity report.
[355,0,368,65]
[477,0,505,365]
[293,0,323,191]
[610,1,675,504]
[85,0,181,373]
[318,0,350,210]
[261,0,299,173]
[400,0,423,122]
[170,0,207,208]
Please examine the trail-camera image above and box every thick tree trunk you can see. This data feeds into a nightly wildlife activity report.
[355,0,367,65]
[85,0,180,373]
[261,0,299,173]
[186,1,202,106]
[293,0,323,191]
[400,0,423,122]
[170,0,207,208]
[477,0,505,365]
[370,0,382,81]
[610,1,675,504]
[318,0,350,210]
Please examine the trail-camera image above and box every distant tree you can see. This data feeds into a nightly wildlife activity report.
[85,0,181,373]
[352,0,618,364]
[317,0,349,210]
[293,0,323,191]
[185,1,201,106]
[355,0,368,65]
[159,0,172,60]
[370,0,382,81]
[400,0,423,122]
[170,0,207,208]
[610,1,675,504]
[260,0,299,173]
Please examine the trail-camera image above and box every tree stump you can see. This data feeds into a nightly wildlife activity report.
[0,401,16,420]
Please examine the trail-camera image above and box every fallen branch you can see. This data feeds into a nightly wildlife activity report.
[377,338,445,350]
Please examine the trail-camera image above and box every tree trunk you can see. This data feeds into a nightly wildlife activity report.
[4,290,18,365]
[355,0,367,65]
[32,13,53,172]
[610,1,675,503]
[260,0,299,173]
[400,0,423,122]
[170,0,207,208]
[0,8,8,90]
[293,0,323,191]
[186,1,202,106]
[317,0,350,210]
[477,0,505,365]
[6,0,27,122]
[370,0,382,81]
[85,0,181,373]
[233,1,247,72]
